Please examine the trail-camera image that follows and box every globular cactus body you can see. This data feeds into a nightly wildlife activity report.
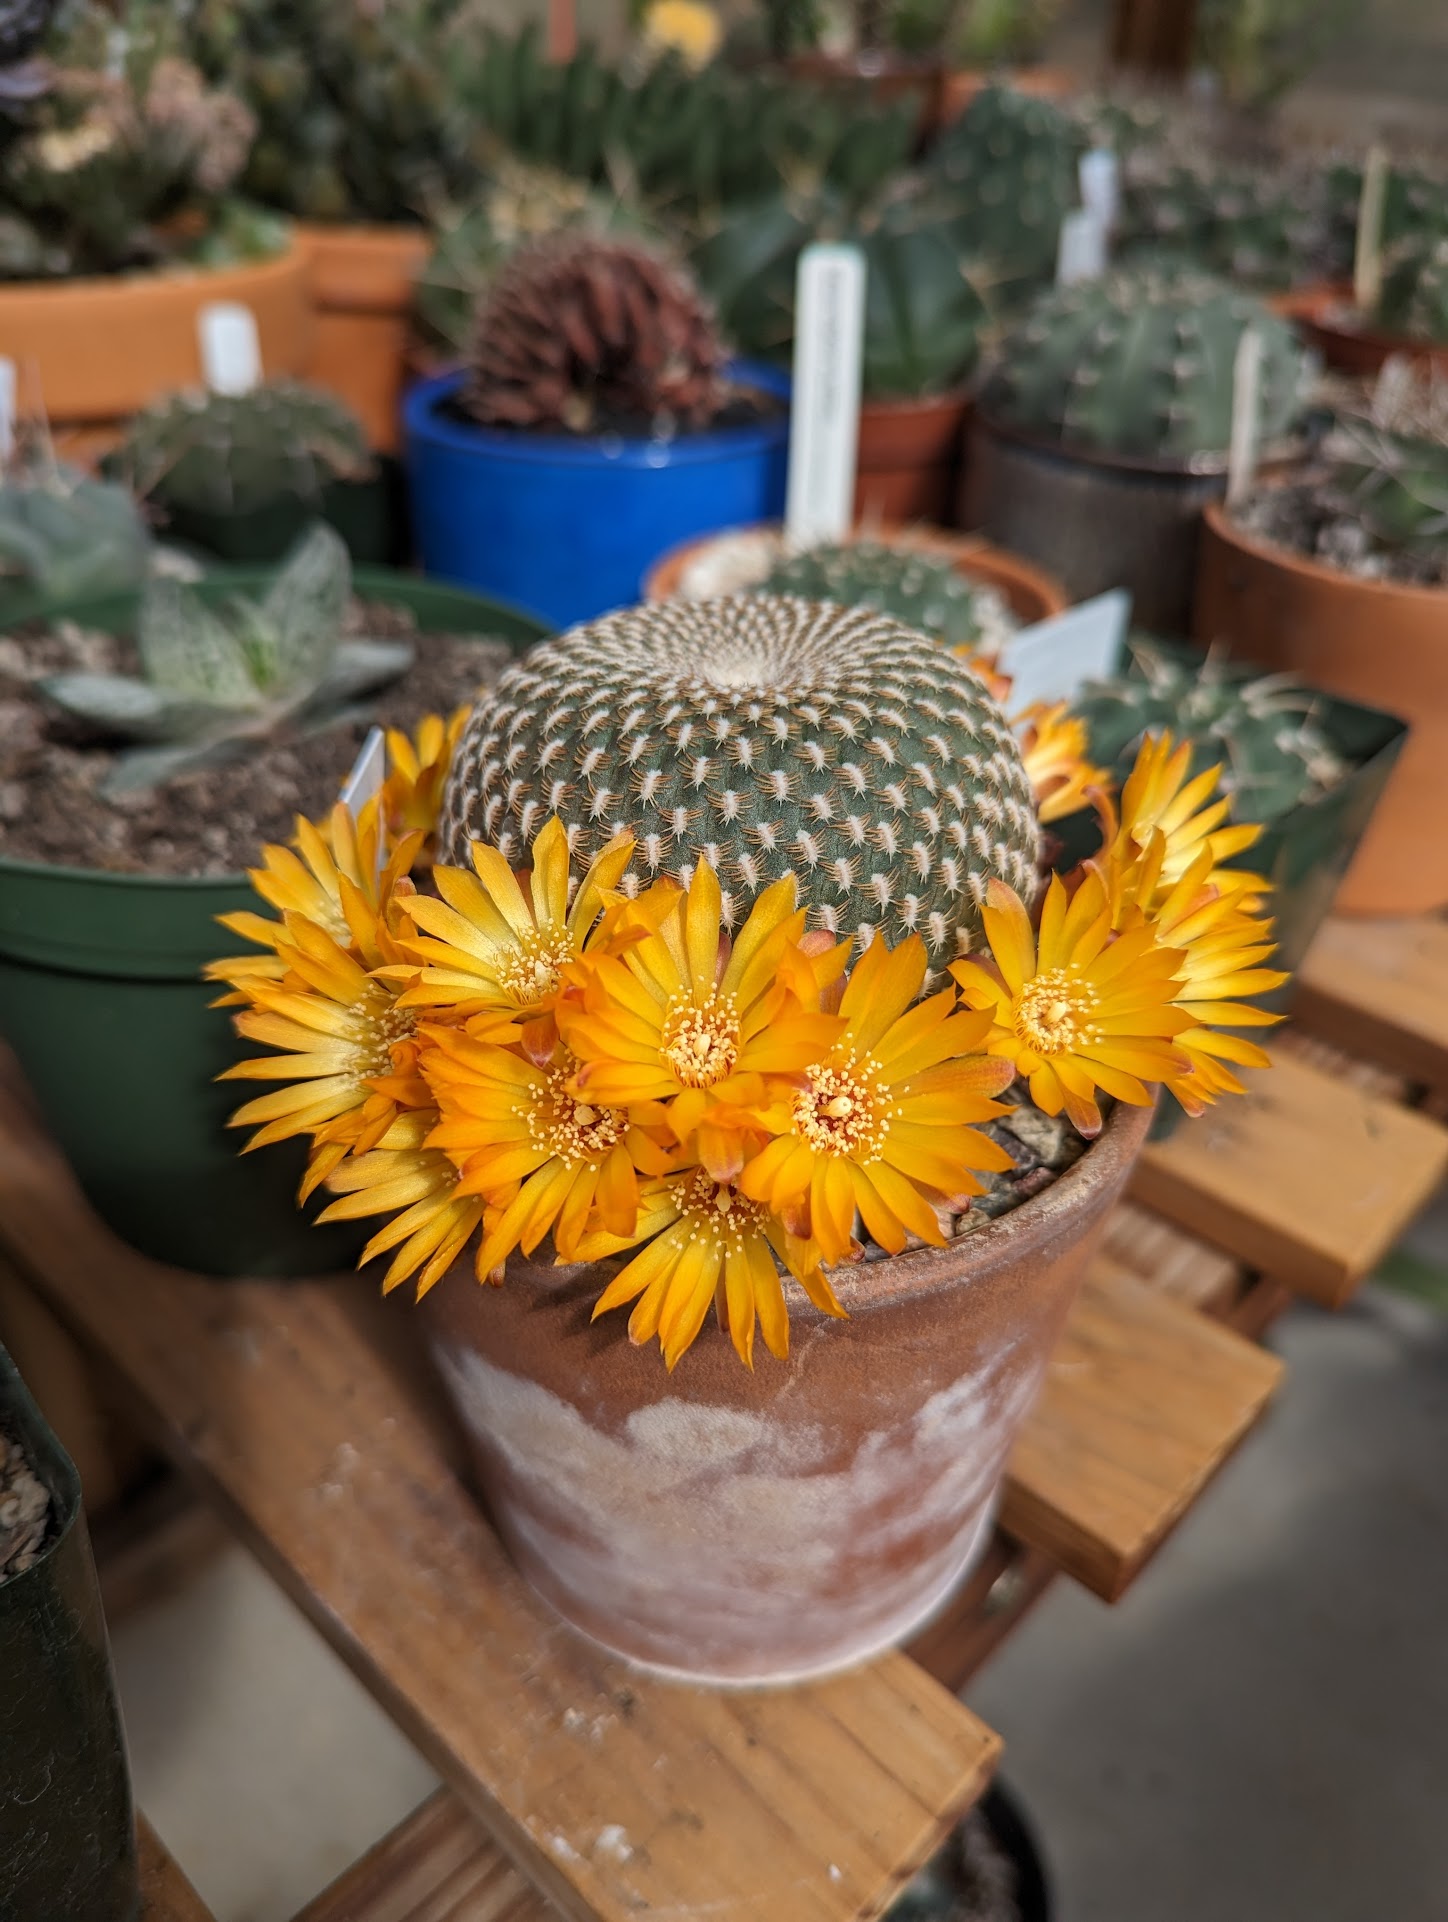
[441,596,1040,962]
[984,269,1311,463]
[755,542,1017,655]
[1117,159,1328,292]
[929,86,1082,298]
[116,382,371,518]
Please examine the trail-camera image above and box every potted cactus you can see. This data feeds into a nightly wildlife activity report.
[1196,364,1448,916]
[964,267,1314,632]
[404,233,791,627]
[693,180,990,521]
[0,459,152,628]
[1070,638,1406,973]
[0,0,310,464]
[1297,232,1448,379]
[111,379,399,565]
[0,524,550,1273]
[1,1344,138,1922]
[211,592,1285,1683]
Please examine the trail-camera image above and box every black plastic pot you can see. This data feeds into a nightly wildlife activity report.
[962,411,1232,636]
[890,1780,1052,1921]
[0,1345,138,1922]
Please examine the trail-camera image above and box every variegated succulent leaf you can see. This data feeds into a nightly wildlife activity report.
[33,671,246,744]
[239,522,353,697]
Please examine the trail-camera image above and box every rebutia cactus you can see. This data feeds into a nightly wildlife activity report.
[36,526,411,792]
[440,596,1040,962]
[754,543,1018,656]
[0,463,151,621]
[983,269,1312,463]
[693,184,988,400]
[1073,639,1346,823]
[929,86,1082,298]
[465,234,728,434]
[1376,234,1448,345]
[115,381,372,518]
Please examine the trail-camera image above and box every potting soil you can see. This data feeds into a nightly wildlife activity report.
[1233,473,1448,588]
[0,1423,52,1583]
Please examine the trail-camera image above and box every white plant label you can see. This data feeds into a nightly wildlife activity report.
[1056,209,1109,287]
[1078,148,1120,231]
[1227,325,1264,508]
[1354,143,1389,315]
[0,359,14,465]
[340,724,387,824]
[198,302,262,396]
[996,590,1131,717]
[785,243,866,547]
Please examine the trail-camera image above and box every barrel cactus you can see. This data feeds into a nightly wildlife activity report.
[982,269,1312,463]
[754,542,1019,655]
[1117,158,1329,292]
[115,381,371,517]
[1073,639,1346,823]
[929,85,1082,298]
[1376,233,1448,344]
[465,233,728,433]
[440,596,1040,961]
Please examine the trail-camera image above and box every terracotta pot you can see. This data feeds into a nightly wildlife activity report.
[1195,501,1448,917]
[0,242,312,466]
[939,62,1076,122]
[777,48,950,143]
[644,520,1068,624]
[1285,282,1448,380]
[299,224,431,454]
[857,388,972,525]
[419,1100,1150,1686]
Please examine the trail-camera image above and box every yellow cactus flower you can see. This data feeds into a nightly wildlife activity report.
[381,707,470,853]
[1098,731,1266,905]
[316,1111,485,1298]
[395,817,640,1017]
[951,874,1193,1138]
[1018,701,1111,825]
[740,932,1016,1265]
[641,0,722,68]
[578,1167,839,1371]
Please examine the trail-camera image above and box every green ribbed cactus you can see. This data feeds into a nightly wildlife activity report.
[754,543,1018,655]
[1117,159,1329,292]
[116,381,371,518]
[929,86,1082,298]
[440,596,1040,962]
[0,465,151,624]
[983,270,1311,463]
[692,186,988,401]
[1073,639,1347,823]
[1377,234,1448,345]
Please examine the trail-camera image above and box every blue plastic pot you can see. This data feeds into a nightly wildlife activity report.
[403,362,790,628]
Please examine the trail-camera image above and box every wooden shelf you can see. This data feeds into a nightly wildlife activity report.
[139,1816,214,1922]
[1294,915,1448,1097]
[295,1790,552,1922]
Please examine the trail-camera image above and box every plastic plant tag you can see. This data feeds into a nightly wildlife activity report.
[996,590,1131,716]
[785,243,866,547]
[1354,143,1389,315]
[0,359,14,465]
[1056,209,1108,287]
[1227,325,1264,508]
[198,302,262,397]
[340,724,386,824]
[1079,149,1120,231]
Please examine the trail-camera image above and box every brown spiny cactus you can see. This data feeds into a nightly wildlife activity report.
[464,234,729,435]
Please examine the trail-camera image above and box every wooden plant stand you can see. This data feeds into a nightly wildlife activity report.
[0,1053,1284,1922]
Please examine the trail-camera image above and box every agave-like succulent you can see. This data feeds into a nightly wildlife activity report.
[37,525,412,792]
[0,461,152,624]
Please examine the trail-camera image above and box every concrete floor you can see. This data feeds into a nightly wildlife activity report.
[109,1265,1448,1922]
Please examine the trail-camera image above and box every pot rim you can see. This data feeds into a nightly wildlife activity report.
[0,234,302,306]
[1291,282,1448,359]
[973,402,1302,479]
[0,566,545,893]
[1202,498,1448,606]
[860,383,975,422]
[403,361,791,469]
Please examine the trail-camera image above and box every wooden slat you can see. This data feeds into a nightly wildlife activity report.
[295,1790,552,1922]
[999,1260,1283,1601]
[138,1815,214,1922]
[1295,915,1448,1095]
[0,1072,998,1922]
[1273,1028,1410,1102]
[1133,1052,1448,1308]
[905,1538,1057,1696]
[1098,1201,1244,1313]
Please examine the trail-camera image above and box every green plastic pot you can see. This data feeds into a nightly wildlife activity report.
[0,1345,138,1922]
[0,570,550,1278]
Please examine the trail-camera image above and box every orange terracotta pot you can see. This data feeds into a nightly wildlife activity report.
[419,1098,1150,1686]
[1283,282,1448,380]
[0,242,312,463]
[940,62,1076,122]
[1195,501,1448,917]
[645,520,1067,624]
[298,224,431,454]
[856,388,973,525]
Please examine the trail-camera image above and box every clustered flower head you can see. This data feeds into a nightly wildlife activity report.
[212,725,1285,1370]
